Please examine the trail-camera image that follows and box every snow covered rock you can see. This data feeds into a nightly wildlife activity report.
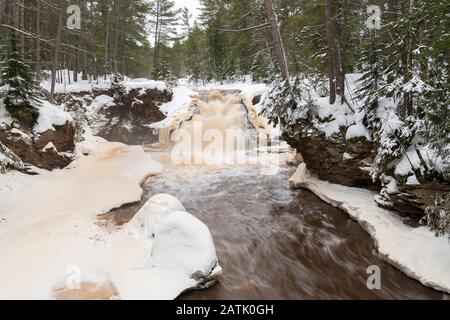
[0,98,76,170]
[127,194,222,293]
[285,130,377,189]
[0,141,24,173]
[61,85,172,145]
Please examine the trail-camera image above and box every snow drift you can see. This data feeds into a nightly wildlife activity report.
[0,136,220,299]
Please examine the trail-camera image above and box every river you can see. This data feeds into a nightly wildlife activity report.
[104,157,446,300]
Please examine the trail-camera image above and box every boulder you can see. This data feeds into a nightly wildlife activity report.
[0,121,75,171]
[285,129,379,190]
[93,87,171,145]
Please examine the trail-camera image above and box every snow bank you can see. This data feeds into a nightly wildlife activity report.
[34,100,73,133]
[196,82,268,98]
[0,136,220,299]
[346,122,372,141]
[289,163,450,294]
[41,78,110,94]
[159,86,196,116]
[123,78,168,93]
[118,194,222,299]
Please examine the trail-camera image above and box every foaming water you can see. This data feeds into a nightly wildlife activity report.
[105,163,446,300]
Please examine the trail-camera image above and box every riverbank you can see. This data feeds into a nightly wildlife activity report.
[0,134,220,299]
[289,163,450,294]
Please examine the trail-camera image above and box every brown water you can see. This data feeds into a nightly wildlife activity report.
[104,161,447,300]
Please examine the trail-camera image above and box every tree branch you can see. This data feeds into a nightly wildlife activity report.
[217,23,270,33]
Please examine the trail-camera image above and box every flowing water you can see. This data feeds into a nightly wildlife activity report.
[105,160,447,300]
[103,91,447,300]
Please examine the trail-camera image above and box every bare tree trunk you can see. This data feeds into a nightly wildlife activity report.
[403,0,414,115]
[36,0,41,78]
[104,0,110,78]
[12,0,19,29]
[153,0,160,71]
[112,0,119,74]
[263,0,289,81]
[74,45,79,82]
[324,0,337,104]
[49,6,64,103]
[0,0,6,26]
[19,0,24,55]
[81,0,88,80]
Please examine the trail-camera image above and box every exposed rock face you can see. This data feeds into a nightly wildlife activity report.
[379,183,450,222]
[284,124,449,220]
[285,129,379,190]
[92,87,171,145]
[0,122,75,170]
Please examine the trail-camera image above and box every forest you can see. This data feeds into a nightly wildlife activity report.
[0,0,449,300]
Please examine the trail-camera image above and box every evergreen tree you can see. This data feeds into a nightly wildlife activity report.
[0,31,40,126]
[251,49,277,83]
[180,7,192,39]
[356,31,384,135]
[149,0,179,72]
[422,193,450,239]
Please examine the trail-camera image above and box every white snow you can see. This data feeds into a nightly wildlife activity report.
[34,100,73,133]
[42,142,58,152]
[9,128,32,144]
[343,152,354,161]
[92,94,115,108]
[313,96,354,138]
[41,80,110,94]
[346,122,372,141]
[196,81,268,98]
[393,145,444,177]
[289,163,450,294]
[159,86,196,116]
[123,78,168,93]
[40,73,168,95]
[0,134,220,300]
[406,175,421,186]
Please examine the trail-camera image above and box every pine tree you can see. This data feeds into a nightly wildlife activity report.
[356,31,384,135]
[251,49,277,83]
[149,0,179,72]
[0,31,40,126]
[180,7,192,39]
[422,193,450,239]
[152,59,175,85]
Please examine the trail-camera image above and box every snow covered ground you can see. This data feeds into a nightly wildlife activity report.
[0,135,220,299]
[40,72,167,95]
[289,163,450,294]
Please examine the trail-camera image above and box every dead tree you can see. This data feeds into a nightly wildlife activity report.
[263,0,289,81]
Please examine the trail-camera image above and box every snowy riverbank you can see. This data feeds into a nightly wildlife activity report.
[289,163,450,294]
[0,135,220,299]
